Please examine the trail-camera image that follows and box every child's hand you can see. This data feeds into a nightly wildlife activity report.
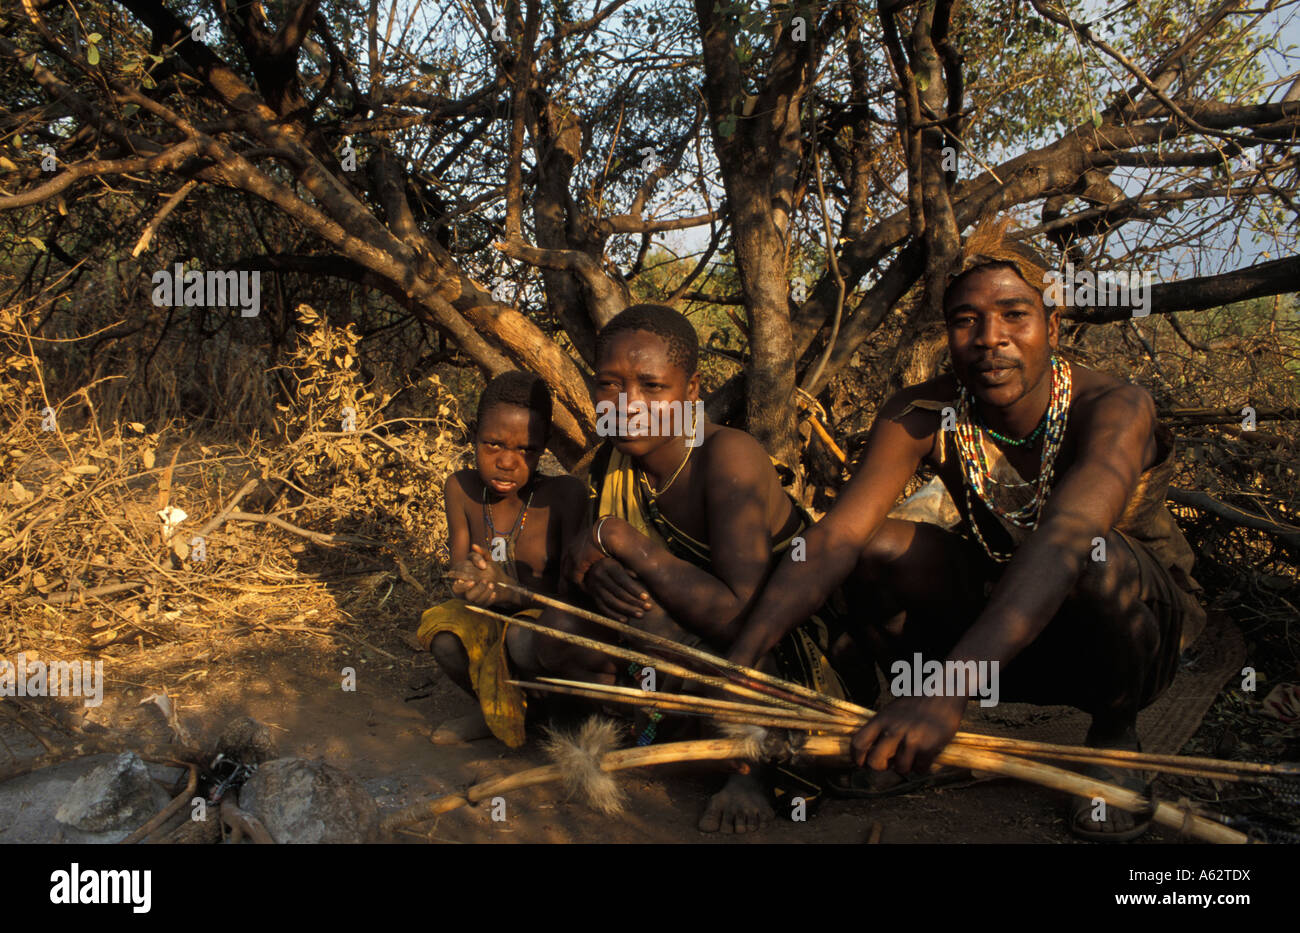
[450,543,514,607]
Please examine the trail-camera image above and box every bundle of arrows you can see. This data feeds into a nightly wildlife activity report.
[385,581,1299,843]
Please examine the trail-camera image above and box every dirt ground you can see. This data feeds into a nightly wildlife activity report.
[2,611,1231,844]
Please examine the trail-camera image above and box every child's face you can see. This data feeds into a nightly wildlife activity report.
[594,329,699,458]
[475,404,546,496]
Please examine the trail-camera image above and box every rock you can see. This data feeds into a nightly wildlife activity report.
[55,752,162,832]
[214,717,278,764]
[238,758,379,844]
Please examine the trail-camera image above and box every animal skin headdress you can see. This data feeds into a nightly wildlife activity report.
[946,217,1056,304]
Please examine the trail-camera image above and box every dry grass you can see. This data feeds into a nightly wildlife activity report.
[0,300,469,674]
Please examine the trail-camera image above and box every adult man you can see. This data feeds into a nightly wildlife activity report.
[729,226,1205,840]
[537,303,850,833]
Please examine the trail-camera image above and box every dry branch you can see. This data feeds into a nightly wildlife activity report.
[381,729,1250,843]
[122,764,197,844]
[1167,487,1300,552]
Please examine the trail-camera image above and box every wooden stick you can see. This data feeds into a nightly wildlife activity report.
[529,676,855,727]
[122,764,197,844]
[952,733,1300,779]
[1167,487,1300,550]
[462,584,875,720]
[381,730,1249,843]
[380,737,758,831]
[521,679,1282,783]
[959,750,1247,783]
[931,741,1250,844]
[219,797,275,844]
[467,605,810,711]
[469,597,1295,784]
[0,738,204,783]
[514,680,858,734]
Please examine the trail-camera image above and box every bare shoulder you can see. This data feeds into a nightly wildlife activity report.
[875,375,960,461]
[444,469,477,504]
[701,425,777,483]
[1070,364,1155,425]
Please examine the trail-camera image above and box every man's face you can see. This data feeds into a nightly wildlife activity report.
[475,404,546,496]
[593,329,699,458]
[944,265,1060,409]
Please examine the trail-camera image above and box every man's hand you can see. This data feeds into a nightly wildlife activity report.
[450,543,514,607]
[850,694,967,776]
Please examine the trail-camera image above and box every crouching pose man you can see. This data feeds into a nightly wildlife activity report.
[728,225,1205,841]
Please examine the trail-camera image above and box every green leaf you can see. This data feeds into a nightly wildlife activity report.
[141,73,155,89]
[149,54,164,64]
[88,33,102,44]
[28,236,45,251]
[87,44,99,66]
[122,103,139,117]
[1091,110,1102,127]
[914,71,930,92]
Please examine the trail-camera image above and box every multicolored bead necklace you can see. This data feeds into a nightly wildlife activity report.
[977,415,1045,448]
[482,485,533,574]
[954,355,1072,562]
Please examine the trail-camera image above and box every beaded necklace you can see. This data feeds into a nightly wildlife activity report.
[954,355,1072,562]
[977,415,1045,447]
[482,485,533,575]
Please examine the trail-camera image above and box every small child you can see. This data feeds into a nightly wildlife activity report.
[417,371,586,746]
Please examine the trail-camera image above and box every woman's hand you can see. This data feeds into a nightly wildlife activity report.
[584,557,654,622]
[566,516,630,587]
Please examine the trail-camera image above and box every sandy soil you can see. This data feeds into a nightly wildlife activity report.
[2,619,1202,844]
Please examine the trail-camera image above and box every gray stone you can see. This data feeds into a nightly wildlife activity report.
[54,752,160,832]
[238,758,379,844]
[214,716,278,764]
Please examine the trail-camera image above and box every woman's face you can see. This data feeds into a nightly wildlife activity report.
[593,329,699,458]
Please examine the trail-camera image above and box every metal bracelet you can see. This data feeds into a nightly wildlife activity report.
[594,515,612,557]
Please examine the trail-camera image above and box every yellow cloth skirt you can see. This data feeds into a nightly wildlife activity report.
[417,599,540,748]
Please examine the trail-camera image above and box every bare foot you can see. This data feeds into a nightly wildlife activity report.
[698,771,774,834]
[1068,763,1152,842]
[1069,722,1151,842]
[431,711,492,745]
